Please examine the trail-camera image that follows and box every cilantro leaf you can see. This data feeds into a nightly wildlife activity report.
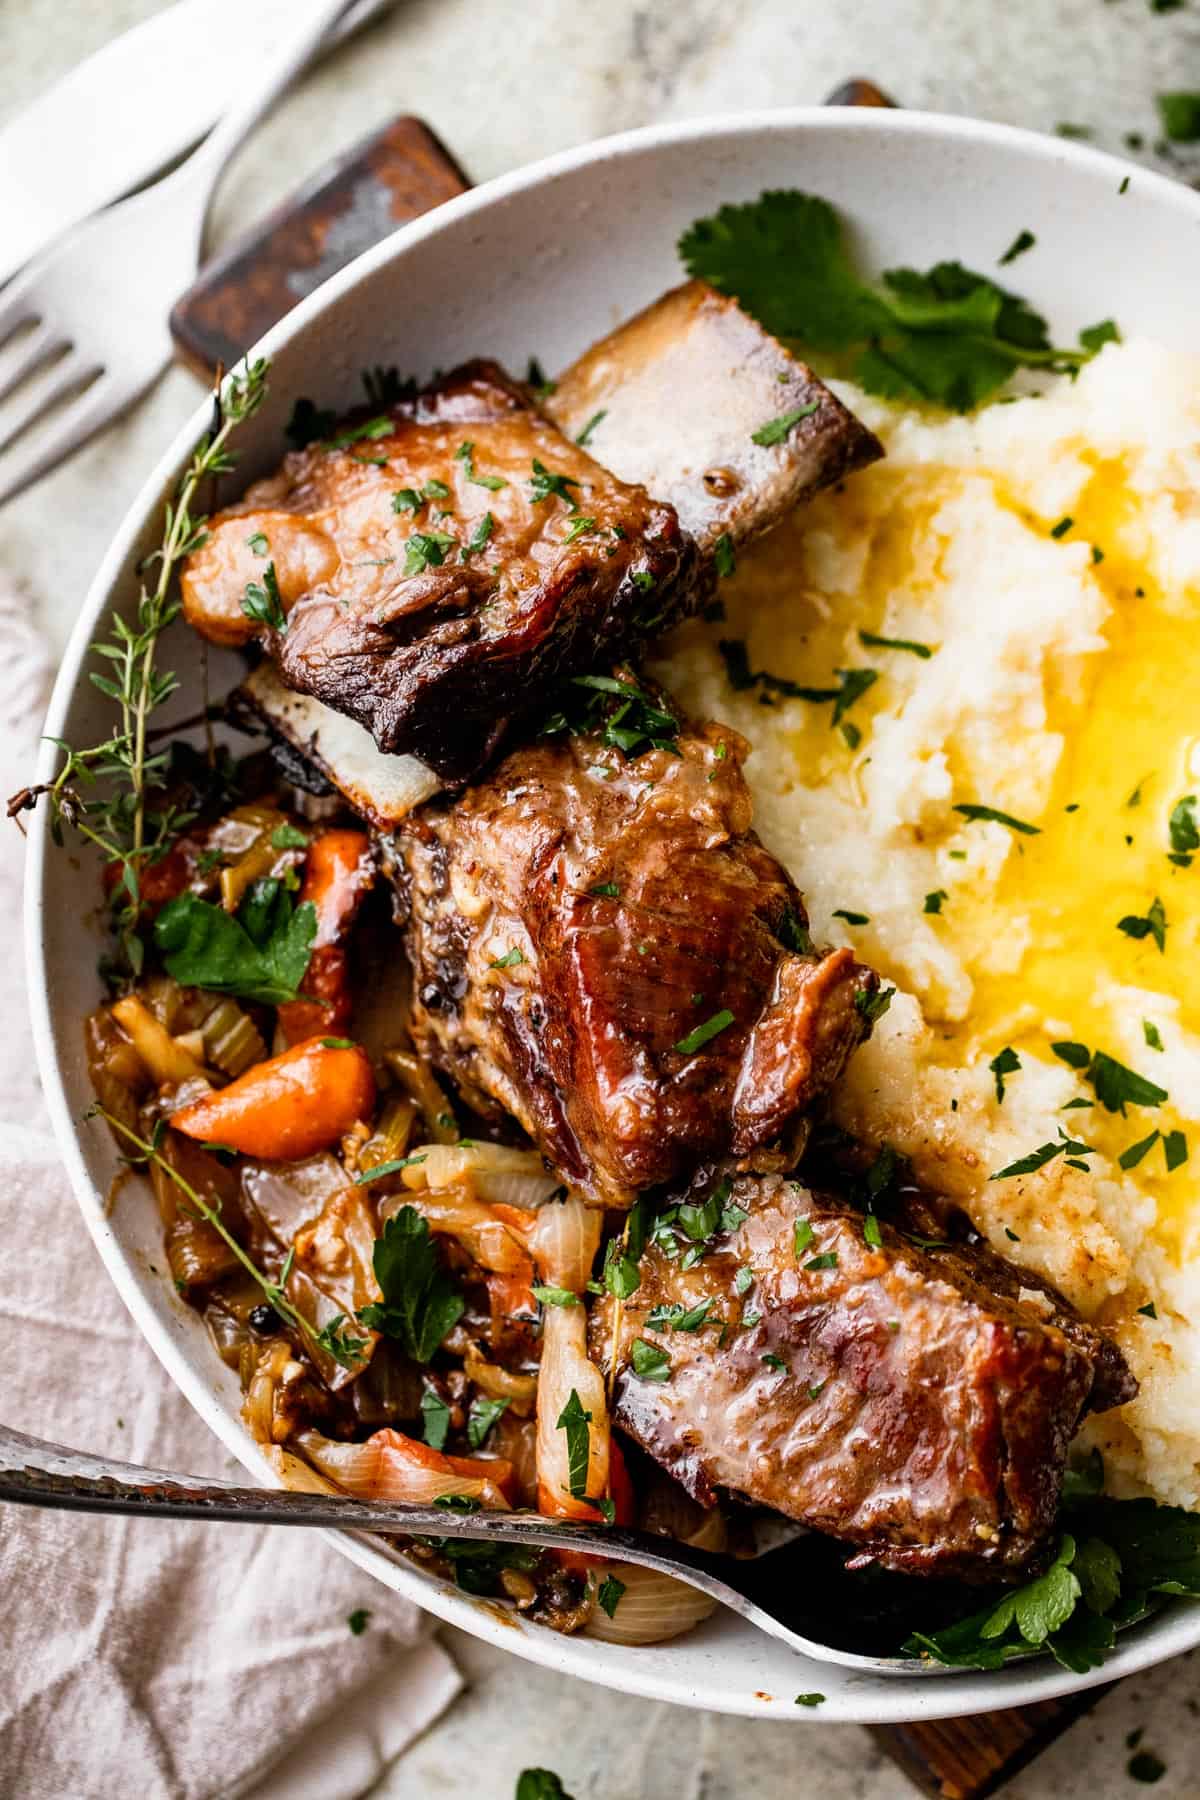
[679,190,1098,412]
[1087,1051,1167,1115]
[990,1046,1021,1102]
[631,1338,671,1381]
[358,1206,465,1362]
[597,1573,625,1618]
[1168,794,1199,866]
[466,1394,510,1450]
[555,1389,592,1498]
[751,402,818,446]
[1117,896,1167,953]
[154,882,316,1005]
[420,1385,451,1450]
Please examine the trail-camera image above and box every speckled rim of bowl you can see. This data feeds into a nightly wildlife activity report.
[25,105,1200,1724]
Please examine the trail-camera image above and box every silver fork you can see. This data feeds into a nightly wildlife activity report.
[0,1419,956,1676]
[0,0,365,509]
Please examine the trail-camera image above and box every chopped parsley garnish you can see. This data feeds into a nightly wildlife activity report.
[358,1206,465,1361]
[240,562,287,633]
[1119,1130,1160,1170]
[270,823,308,850]
[863,1212,883,1249]
[804,1252,839,1272]
[999,229,1036,266]
[630,1338,671,1382]
[1051,1040,1091,1069]
[735,1265,754,1295]
[794,1219,815,1258]
[529,459,582,507]
[353,1154,428,1185]
[467,1395,510,1450]
[1158,91,1200,142]
[990,1046,1021,1102]
[859,629,933,659]
[762,1352,787,1370]
[855,986,894,1024]
[954,802,1040,835]
[751,402,819,446]
[1139,1302,1159,1320]
[1050,515,1074,539]
[597,1573,625,1618]
[454,440,506,490]
[794,1693,826,1707]
[562,514,597,545]
[1087,1050,1168,1115]
[324,415,392,450]
[392,488,422,513]
[246,530,269,554]
[489,946,525,969]
[420,1385,451,1450]
[991,1126,1093,1181]
[714,532,737,577]
[924,890,947,915]
[1164,1129,1189,1171]
[645,1298,715,1333]
[833,908,870,925]
[673,1009,735,1055]
[574,410,607,447]
[155,881,315,1006]
[778,908,815,953]
[434,1494,480,1514]
[678,189,1103,412]
[589,882,620,898]
[531,1285,579,1308]
[1168,795,1199,866]
[403,530,455,575]
[542,671,681,760]
[556,1389,592,1498]
[716,640,877,730]
[347,1608,371,1636]
[462,512,494,558]
[1118,896,1167,952]
[516,1772,575,1800]
[1144,1020,1164,1051]
[422,478,451,500]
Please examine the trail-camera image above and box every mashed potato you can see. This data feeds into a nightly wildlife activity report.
[651,340,1200,1509]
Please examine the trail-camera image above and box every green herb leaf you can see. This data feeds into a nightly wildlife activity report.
[1168,795,1199,865]
[575,410,608,447]
[955,802,1040,835]
[1118,896,1167,952]
[1080,319,1121,353]
[404,531,455,576]
[762,1351,787,1370]
[1120,1130,1161,1170]
[462,511,495,557]
[1050,515,1074,540]
[467,1394,510,1450]
[1052,1039,1092,1069]
[863,1212,883,1249]
[679,190,1099,412]
[353,1154,428,1185]
[358,1206,465,1362]
[324,415,393,450]
[420,1385,451,1450]
[531,1284,579,1308]
[990,1045,1021,1102]
[270,823,308,850]
[1158,91,1200,142]
[556,1389,592,1497]
[804,1252,839,1272]
[529,459,582,507]
[924,889,948,915]
[631,1337,672,1381]
[314,1313,370,1364]
[490,946,525,969]
[154,884,316,1006]
[714,532,737,578]
[597,1573,626,1618]
[392,488,422,513]
[794,1219,815,1258]
[833,908,870,925]
[516,1773,575,1800]
[1087,1051,1167,1115]
[991,1126,1093,1180]
[240,562,287,633]
[751,402,819,446]
[999,229,1036,266]
[794,1692,826,1707]
[1144,1020,1164,1052]
[673,1008,734,1055]
[1164,1129,1189,1171]
[562,514,597,545]
[347,1607,371,1636]
[859,629,933,659]
[246,530,269,555]
[855,985,894,1025]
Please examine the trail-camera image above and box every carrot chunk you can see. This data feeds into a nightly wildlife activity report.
[172,1037,375,1160]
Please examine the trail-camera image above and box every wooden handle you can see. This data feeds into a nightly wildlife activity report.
[170,114,470,379]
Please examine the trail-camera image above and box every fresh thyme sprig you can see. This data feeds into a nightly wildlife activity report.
[89,1102,367,1371]
[10,358,271,974]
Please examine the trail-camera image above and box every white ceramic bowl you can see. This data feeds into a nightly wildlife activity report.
[27,108,1200,1724]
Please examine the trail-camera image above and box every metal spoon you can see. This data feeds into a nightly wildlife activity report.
[0,1420,955,1675]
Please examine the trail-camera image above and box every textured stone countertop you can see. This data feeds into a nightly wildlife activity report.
[2,3,1199,1796]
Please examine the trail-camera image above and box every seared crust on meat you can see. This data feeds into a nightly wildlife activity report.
[592,1173,1136,1579]
[394,684,879,1207]
[182,361,708,783]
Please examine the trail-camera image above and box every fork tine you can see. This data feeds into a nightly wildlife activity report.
[0,322,69,405]
[0,279,39,352]
[0,373,115,509]
[0,353,99,454]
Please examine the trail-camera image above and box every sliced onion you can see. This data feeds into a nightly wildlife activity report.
[536,1304,609,1516]
[262,1445,342,1495]
[528,1193,602,1293]
[383,1050,459,1143]
[584,1563,718,1645]
[296,1427,511,1509]
[404,1142,561,1210]
[241,1152,346,1243]
[464,1349,538,1413]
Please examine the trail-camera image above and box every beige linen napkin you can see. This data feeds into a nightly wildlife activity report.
[0,573,461,1800]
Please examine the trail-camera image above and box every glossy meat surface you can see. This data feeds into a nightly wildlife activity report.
[592,1173,1136,1578]
[395,684,879,1207]
[184,361,707,782]
[548,280,883,551]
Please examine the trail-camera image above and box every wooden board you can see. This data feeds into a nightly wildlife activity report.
[170,100,1116,1799]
